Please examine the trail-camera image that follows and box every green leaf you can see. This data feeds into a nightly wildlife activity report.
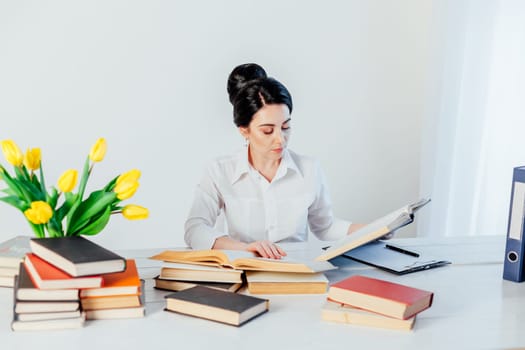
[72,205,111,236]
[77,156,91,201]
[46,187,58,209]
[46,218,63,237]
[0,167,30,202]
[55,192,78,223]
[28,222,45,238]
[38,163,47,195]
[1,188,17,196]
[17,177,46,201]
[102,175,119,192]
[67,191,116,234]
[0,196,28,211]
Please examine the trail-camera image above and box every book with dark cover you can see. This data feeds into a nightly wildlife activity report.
[30,236,126,277]
[0,235,31,268]
[165,285,268,326]
[15,264,79,301]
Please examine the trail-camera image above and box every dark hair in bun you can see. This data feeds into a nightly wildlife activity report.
[227,63,293,127]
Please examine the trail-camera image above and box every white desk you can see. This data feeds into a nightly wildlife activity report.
[1,235,524,350]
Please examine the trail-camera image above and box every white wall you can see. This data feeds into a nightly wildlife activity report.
[0,0,430,249]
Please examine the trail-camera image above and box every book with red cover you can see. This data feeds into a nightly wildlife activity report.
[24,253,103,290]
[328,275,433,320]
[79,259,140,297]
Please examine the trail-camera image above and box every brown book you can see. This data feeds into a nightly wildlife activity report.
[165,286,268,326]
[80,294,142,310]
[327,275,433,319]
[321,300,416,331]
[154,276,242,293]
[11,314,85,331]
[15,264,79,301]
[159,262,243,283]
[245,271,328,294]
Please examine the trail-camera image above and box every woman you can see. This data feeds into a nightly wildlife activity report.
[184,63,364,259]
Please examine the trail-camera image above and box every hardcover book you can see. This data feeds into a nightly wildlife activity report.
[154,276,243,293]
[0,235,31,268]
[321,300,416,331]
[30,236,126,277]
[151,249,335,273]
[245,271,328,294]
[159,262,243,283]
[15,264,79,301]
[327,275,433,320]
[11,313,85,331]
[84,279,145,319]
[316,198,431,261]
[165,285,269,326]
[24,253,103,290]
[79,259,140,298]
[80,294,142,310]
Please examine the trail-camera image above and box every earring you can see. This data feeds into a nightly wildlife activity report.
[245,139,250,147]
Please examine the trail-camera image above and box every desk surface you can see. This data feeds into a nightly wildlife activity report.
[1,235,524,350]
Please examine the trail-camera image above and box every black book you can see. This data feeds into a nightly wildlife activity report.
[165,285,268,326]
[15,263,79,301]
[30,236,126,277]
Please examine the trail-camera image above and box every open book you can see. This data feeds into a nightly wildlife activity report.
[150,249,336,273]
[315,198,430,261]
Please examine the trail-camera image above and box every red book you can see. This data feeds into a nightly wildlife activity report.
[328,275,433,320]
[79,259,140,297]
[24,253,103,290]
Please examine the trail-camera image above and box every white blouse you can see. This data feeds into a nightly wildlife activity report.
[184,148,351,249]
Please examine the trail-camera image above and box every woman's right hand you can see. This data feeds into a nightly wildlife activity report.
[245,240,287,260]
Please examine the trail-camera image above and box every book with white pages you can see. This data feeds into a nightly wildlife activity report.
[160,262,244,283]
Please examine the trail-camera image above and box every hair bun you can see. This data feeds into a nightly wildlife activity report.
[227,63,267,104]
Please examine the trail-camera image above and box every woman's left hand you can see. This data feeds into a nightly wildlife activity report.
[245,240,287,259]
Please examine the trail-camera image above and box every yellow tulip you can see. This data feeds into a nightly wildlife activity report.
[89,138,107,162]
[116,169,141,185]
[23,148,41,171]
[114,179,139,200]
[1,139,23,167]
[122,205,149,220]
[57,169,78,193]
[24,201,53,224]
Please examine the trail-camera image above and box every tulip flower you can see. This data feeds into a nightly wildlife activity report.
[89,138,107,162]
[57,169,78,193]
[24,201,53,225]
[122,204,149,220]
[114,179,139,200]
[116,169,141,185]
[1,140,23,167]
[23,148,41,171]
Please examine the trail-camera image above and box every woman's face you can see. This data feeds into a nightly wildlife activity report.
[239,103,291,162]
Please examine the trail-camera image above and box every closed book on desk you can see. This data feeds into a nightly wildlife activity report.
[159,262,243,283]
[165,285,269,326]
[79,259,140,298]
[321,300,415,331]
[0,235,31,268]
[24,253,103,290]
[316,198,430,261]
[15,264,79,301]
[30,236,126,277]
[11,313,85,331]
[245,271,328,294]
[85,280,145,319]
[154,276,243,293]
[151,249,335,273]
[328,275,433,320]
[80,294,142,310]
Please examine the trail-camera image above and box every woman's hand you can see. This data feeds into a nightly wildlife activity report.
[245,240,287,259]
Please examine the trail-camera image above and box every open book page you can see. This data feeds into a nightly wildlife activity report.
[316,198,431,261]
[160,261,243,272]
[151,248,336,273]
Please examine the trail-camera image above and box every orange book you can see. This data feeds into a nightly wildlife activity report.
[24,253,102,290]
[79,259,140,297]
[328,275,433,320]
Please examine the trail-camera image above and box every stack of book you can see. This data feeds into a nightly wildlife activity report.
[245,271,328,294]
[11,236,144,331]
[322,275,434,331]
[154,262,243,293]
[0,236,31,288]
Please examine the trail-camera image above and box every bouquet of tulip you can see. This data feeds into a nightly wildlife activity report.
[0,138,149,238]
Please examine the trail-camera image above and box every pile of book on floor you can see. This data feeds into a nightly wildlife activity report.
[0,236,31,288]
[322,275,434,331]
[11,236,144,331]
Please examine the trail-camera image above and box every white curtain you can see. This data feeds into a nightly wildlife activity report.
[418,0,525,237]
